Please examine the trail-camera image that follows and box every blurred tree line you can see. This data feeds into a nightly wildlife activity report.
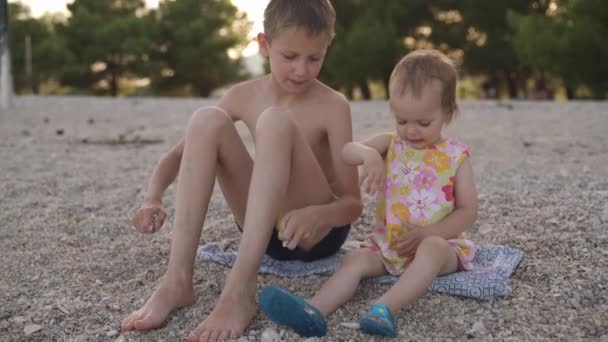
[8,0,608,99]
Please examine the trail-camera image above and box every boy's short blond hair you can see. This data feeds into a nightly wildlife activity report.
[263,0,336,40]
[389,49,458,123]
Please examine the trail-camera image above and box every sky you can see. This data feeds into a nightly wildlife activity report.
[16,0,269,56]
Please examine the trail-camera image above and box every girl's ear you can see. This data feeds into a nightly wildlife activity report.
[258,33,270,58]
[444,103,458,125]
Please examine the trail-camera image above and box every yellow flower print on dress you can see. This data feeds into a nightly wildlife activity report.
[390,202,410,222]
[385,224,403,245]
[423,149,451,172]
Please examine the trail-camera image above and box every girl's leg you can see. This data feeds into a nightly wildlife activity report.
[121,107,254,331]
[191,108,337,341]
[375,236,459,316]
[310,248,387,316]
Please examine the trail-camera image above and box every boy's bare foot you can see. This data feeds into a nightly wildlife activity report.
[121,277,194,331]
[187,290,257,342]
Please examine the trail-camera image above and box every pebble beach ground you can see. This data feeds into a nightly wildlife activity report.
[1,96,607,341]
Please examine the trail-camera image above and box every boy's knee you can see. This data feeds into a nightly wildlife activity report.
[255,107,295,139]
[187,106,232,135]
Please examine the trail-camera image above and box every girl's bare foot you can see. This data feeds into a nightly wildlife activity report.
[187,290,257,342]
[121,277,194,331]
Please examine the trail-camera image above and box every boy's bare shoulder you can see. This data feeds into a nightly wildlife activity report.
[218,77,267,119]
[221,78,266,103]
[312,81,350,117]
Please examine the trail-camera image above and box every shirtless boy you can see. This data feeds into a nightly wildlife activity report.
[120,1,361,341]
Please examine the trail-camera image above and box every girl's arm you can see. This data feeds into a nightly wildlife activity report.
[342,133,392,166]
[425,157,478,239]
[342,133,392,195]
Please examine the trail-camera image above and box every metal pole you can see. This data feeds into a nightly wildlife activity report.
[25,34,32,94]
[1,0,14,110]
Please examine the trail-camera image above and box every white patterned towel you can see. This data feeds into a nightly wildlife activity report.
[197,241,523,301]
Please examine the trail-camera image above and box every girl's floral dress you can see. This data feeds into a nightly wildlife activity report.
[369,134,475,275]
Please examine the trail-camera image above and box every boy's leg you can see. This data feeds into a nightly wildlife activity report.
[310,248,387,316]
[375,236,459,316]
[190,108,336,342]
[121,107,254,331]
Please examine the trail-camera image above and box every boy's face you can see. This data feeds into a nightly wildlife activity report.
[389,80,450,149]
[259,27,331,94]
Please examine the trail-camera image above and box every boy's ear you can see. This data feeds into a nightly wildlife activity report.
[257,33,270,58]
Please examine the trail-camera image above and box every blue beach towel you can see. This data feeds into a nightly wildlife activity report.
[197,241,523,301]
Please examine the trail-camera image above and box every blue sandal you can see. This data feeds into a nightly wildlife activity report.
[258,285,327,337]
[359,303,397,337]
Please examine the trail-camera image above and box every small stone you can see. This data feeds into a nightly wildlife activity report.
[73,335,87,342]
[13,316,27,324]
[24,324,43,336]
[340,322,360,329]
[219,239,230,251]
[0,311,11,320]
[114,336,127,342]
[95,279,103,285]
[545,218,559,225]
[106,329,119,337]
[467,320,487,335]
[478,223,492,235]
[260,327,280,342]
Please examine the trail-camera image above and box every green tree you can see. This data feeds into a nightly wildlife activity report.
[8,2,70,94]
[510,0,608,99]
[60,0,153,96]
[454,0,550,98]
[322,1,430,99]
[149,0,250,97]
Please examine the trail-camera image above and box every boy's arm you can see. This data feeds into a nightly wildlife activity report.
[425,157,478,238]
[309,99,362,229]
[142,140,184,204]
[132,140,183,233]
[216,84,244,122]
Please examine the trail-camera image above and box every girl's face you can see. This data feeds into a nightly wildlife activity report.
[389,80,451,149]
[258,27,330,94]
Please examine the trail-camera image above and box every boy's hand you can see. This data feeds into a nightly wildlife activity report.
[131,201,167,234]
[278,207,324,250]
[359,149,385,196]
[390,223,429,257]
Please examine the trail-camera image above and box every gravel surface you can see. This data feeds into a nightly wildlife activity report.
[1,96,607,341]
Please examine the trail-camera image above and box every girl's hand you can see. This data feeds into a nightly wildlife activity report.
[131,201,167,234]
[359,149,385,196]
[278,207,326,250]
[390,223,429,257]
